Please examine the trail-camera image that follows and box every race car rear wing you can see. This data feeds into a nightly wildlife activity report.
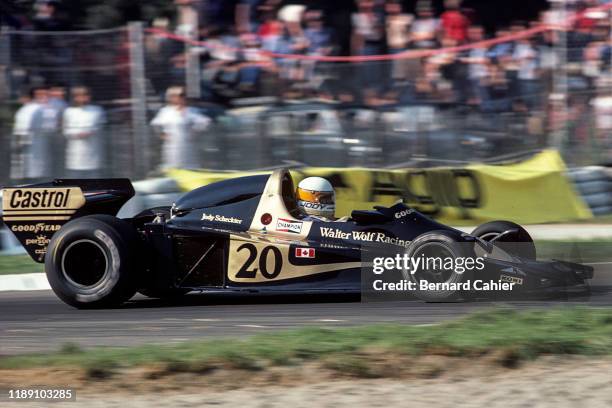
[1,179,134,263]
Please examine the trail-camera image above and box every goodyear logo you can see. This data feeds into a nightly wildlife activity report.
[11,223,61,233]
[2,187,86,221]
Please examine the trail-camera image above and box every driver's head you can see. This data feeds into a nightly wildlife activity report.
[296,177,335,219]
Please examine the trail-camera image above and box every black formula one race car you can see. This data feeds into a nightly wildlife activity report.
[1,169,593,308]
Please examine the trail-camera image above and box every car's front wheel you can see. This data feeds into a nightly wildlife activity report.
[45,215,141,309]
[471,220,536,260]
[402,230,476,302]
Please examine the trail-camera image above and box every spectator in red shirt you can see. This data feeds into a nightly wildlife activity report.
[440,0,470,43]
[573,0,601,30]
[257,3,284,52]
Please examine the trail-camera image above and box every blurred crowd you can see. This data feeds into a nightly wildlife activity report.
[146,0,612,159]
[10,82,214,180]
[5,0,612,108]
[144,0,612,109]
[2,0,612,180]
[10,84,107,180]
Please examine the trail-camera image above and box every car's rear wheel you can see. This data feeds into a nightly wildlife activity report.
[45,215,141,309]
[471,220,536,260]
[402,230,475,301]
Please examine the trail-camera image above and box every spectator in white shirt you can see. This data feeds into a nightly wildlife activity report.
[385,2,413,81]
[410,2,439,49]
[460,26,489,104]
[12,86,47,180]
[62,86,106,178]
[151,86,211,170]
[513,38,540,109]
[41,86,65,133]
[44,84,68,176]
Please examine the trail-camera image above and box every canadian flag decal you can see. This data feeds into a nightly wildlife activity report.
[295,247,315,258]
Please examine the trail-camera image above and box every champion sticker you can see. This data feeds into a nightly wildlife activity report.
[276,218,303,234]
[295,247,315,258]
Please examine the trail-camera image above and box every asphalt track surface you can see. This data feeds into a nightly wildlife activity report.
[1,279,612,355]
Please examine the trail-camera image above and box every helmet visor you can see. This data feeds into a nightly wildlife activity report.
[297,188,334,204]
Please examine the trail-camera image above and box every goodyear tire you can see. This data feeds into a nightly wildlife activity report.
[45,215,140,309]
[471,220,536,260]
[402,230,475,302]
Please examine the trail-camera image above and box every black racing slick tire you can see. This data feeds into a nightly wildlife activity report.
[45,215,141,309]
[471,220,536,260]
[402,230,476,302]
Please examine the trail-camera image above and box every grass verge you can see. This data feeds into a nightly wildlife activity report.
[0,255,42,275]
[535,239,612,263]
[1,307,611,373]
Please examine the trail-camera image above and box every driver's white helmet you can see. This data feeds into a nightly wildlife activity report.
[296,177,335,219]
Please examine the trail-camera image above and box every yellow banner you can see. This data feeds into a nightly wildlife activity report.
[167,150,592,225]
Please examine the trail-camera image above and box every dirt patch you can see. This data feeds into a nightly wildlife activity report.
[0,352,567,396]
[3,356,612,407]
